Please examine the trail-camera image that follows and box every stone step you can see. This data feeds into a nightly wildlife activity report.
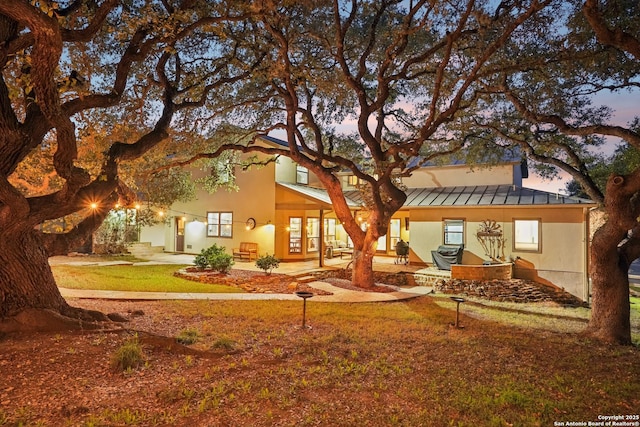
[127,242,165,258]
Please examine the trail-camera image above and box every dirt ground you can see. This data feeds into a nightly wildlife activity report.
[1,271,638,426]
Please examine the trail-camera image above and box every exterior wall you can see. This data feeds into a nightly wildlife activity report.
[159,156,277,258]
[408,206,590,300]
[402,163,517,188]
[274,156,297,184]
[274,156,321,186]
[139,223,165,247]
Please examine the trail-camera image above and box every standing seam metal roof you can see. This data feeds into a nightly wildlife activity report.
[344,185,594,207]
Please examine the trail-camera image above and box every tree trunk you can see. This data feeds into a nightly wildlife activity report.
[586,231,632,345]
[0,228,69,319]
[0,228,108,331]
[351,237,377,289]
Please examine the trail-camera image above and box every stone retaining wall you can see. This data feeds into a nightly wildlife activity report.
[451,263,512,281]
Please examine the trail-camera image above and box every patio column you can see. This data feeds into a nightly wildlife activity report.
[319,209,324,268]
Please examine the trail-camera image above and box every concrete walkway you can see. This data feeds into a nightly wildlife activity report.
[52,253,434,303]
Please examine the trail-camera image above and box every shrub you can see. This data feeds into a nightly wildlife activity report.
[111,335,144,371]
[193,250,209,270]
[194,244,234,273]
[207,244,234,273]
[255,254,280,275]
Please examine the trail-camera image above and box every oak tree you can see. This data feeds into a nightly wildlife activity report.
[0,0,253,330]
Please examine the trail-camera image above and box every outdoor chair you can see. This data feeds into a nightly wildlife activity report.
[394,240,409,265]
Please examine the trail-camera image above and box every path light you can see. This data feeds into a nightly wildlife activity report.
[450,296,465,329]
[90,202,98,210]
[295,291,314,329]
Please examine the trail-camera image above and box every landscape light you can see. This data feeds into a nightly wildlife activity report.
[90,202,98,209]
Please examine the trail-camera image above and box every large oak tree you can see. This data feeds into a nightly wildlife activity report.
[0,0,254,330]
[177,0,557,288]
[476,0,640,344]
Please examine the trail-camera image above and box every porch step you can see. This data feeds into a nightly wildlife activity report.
[127,242,165,259]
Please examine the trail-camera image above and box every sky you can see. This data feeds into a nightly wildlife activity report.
[523,89,638,195]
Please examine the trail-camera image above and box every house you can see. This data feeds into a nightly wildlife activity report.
[140,135,596,301]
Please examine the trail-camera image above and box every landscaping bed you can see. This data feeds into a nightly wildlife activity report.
[176,268,332,295]
[435,277,587,306]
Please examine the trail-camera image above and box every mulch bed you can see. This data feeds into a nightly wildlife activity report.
[177,267,585,306]
[176,268,332,295]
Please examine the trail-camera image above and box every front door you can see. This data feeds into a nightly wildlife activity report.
[175,217,185,252]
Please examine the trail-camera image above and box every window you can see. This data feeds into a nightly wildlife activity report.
[207,212,233,237]
[514,219,540,251]
[389,218,401,249]
[296,165,308,184]
[307,218,319,252]
[289,217,302,253]
[324,218,336,242]
[347,175,359,186]
[444,219,464,245]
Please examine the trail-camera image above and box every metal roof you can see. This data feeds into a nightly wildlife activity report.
[345,185,595,207]
[277,182,360,208]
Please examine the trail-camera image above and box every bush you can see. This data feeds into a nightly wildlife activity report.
[193,244,234,273]
[256,254,280,275]
[194,250,209,270]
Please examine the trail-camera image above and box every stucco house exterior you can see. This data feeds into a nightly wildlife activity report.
[140,135,596,301]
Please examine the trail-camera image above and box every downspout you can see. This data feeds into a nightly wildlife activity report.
[584,207,594,304]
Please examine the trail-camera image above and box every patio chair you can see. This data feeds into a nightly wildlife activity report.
[394,240,409,265]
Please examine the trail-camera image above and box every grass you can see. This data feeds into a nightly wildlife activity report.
[110,335,145,371]
[432,294,640,344]
[2,297,639,426]
[51,264,244,293]
[144,299,640,425]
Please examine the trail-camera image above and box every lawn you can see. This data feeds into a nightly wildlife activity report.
[1,297,638,426]
[51,264,244,293]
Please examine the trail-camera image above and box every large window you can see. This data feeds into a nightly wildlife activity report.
[307,218,320,252]
[289,217,302,253]
[389,218,401,249]
[324,218,336,242]
[514,219,540,251]
[444,219,464,245]
[207,212,233,237]
[296,165,309,184]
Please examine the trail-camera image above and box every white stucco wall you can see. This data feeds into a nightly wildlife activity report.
[409,206,590,301]
[402,163,517,188]
[139,223,165,248]
[142,153,277,258]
